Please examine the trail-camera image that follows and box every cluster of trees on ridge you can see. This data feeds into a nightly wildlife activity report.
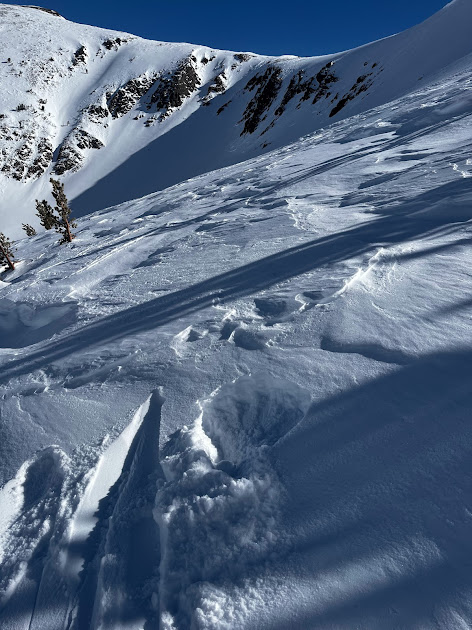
[0,178,76,272]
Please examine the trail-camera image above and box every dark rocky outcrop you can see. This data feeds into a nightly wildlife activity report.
[312,61,339,105]
[1,126,53,181]
[26,137,53,179]
[275,70,317,116]
[2,137,33,180]
[86,104,110,123]
[240,66,283,135]
[149,57,201,120]
[102,37,126,51]
[202,72,227,105]
[232,53,254,69]
[107,73,158,118]
[54,129,103,175]
[217,101,231,115]
[72,45,87,66]
[22,6,62,17]
[329,71,374,117]
[74,130,104,151]
[234,53,253,63]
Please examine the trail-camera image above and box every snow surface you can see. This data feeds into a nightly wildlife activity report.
[0,1,472,629]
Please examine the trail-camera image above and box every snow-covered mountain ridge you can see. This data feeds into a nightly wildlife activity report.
[0,0,471,233]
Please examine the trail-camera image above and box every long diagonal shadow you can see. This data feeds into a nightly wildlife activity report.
[1,178,470,386]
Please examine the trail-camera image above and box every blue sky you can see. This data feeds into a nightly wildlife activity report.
[11,1,449,55]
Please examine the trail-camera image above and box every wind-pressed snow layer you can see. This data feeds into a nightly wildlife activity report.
[0,1,472,629]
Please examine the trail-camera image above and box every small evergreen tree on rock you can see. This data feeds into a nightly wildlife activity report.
[0,232,15,271]
[22,223,37,236]
[35,178,77,244]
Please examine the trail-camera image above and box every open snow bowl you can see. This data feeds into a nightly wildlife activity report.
[0,298,78,348]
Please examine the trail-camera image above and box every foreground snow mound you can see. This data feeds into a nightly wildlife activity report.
[0,0,471,232]
[156,374,311,628]
[0,10,472,630]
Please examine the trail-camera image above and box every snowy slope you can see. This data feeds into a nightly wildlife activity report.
[0,0,471,234]
[0,14,472,624]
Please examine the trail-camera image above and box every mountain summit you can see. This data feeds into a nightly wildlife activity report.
[0,0,470,231]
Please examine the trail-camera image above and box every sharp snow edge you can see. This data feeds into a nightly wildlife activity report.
[0,377,310,630]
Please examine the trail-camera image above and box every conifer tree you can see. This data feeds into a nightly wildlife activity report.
[50,178,76,244]
[35,179,77,244]
[0,232,15,271]
[35,199,56,230]
[22,223,37,236]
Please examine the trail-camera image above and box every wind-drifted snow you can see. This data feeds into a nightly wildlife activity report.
[0,1,472,629]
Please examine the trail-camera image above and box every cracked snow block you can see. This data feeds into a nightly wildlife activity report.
[107,73,159,118]
[240,65,283,135]
[156,374,310,628]
[148,56,201,120]
[232,328,266,351]
[254,297,287,317]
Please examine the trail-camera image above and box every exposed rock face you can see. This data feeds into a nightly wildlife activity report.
[26,137,53,179]
[0,115,53,181]
[1,135,33,180]
[234,53,253,63]
[217,101,231,115]
[149,57,201,120]
[312,61,339,105]
[107,73,159,118]
[102,37,126,51]
[22,6,62,17]
[54,129,104,175]
[0,5,386,195]
[202,72,227,105]
[74,129,103,151]
[275,70,317,116]
[72,45,87,66]
[86,104,110,123]
[240,66,283,135]
[232,52,254,69]
[329,70,374,117]
[201,55,216,65]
